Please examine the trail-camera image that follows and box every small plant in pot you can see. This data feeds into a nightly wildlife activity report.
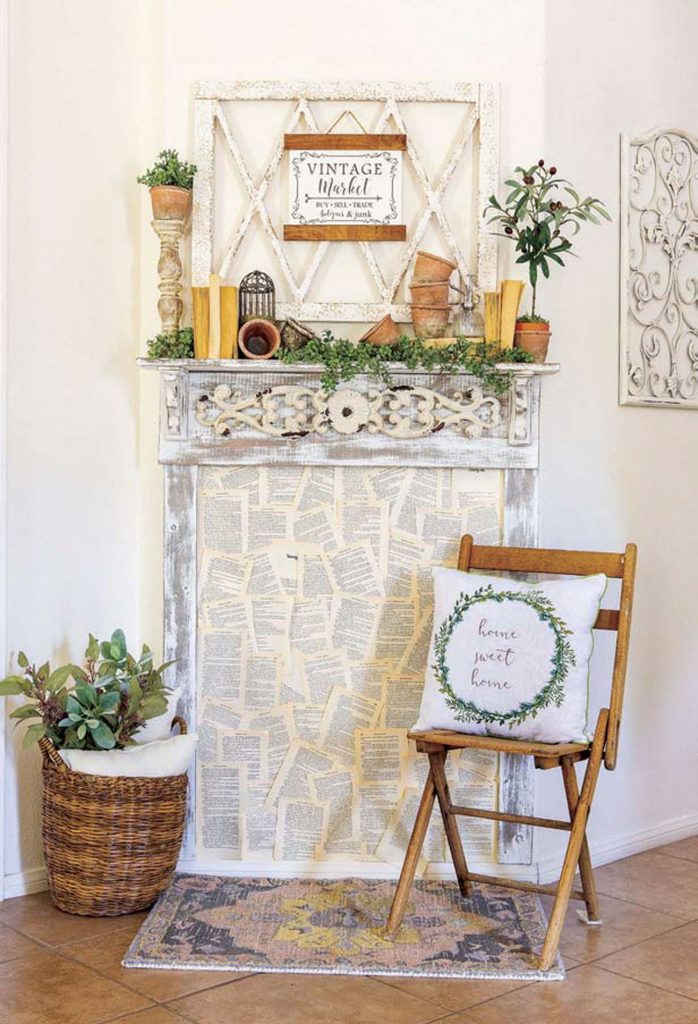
[484,160,609,362]
[138,148,197,221]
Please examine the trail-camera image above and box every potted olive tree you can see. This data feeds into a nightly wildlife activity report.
[138,148,197,221]
[484,160,609,361]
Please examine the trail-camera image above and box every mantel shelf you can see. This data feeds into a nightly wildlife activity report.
[142,358,559,469]
[138,358,560,377]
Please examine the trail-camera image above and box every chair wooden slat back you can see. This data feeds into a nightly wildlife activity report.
[457,535,637,770]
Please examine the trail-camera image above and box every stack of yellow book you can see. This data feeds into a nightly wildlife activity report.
[484,280,525,349]
[192,274,239,359]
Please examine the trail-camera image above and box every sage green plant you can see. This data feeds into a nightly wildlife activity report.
[0,630,173,750]
[484,160,610,317]
[137,149,197,191]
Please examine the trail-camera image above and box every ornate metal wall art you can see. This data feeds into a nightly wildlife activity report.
[620,128,698,407]
[195,381,502,440]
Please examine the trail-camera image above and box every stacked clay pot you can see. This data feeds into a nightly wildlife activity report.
[409,251,457,338]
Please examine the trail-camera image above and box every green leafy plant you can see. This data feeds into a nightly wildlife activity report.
[279,331,533,393]
[484,160,610,317]
[137,149,197,190]
[0,630,174,750]
[146,327,195,360]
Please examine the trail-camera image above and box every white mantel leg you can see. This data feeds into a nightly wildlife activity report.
[164,463,198,860]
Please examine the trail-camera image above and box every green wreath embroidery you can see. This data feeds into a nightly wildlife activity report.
[433,584,576,729]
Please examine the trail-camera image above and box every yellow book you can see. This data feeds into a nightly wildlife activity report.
[192,287,209,359]
[500,280,525,349]
[208,273,222,359]
[220,285,239,359]
[484,291,501,345]
[192,284,239,359]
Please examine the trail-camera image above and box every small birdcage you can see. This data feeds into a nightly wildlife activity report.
[239,270,276,323]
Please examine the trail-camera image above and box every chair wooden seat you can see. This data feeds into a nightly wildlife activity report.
[408,729,590,762]
[386,535,637,972]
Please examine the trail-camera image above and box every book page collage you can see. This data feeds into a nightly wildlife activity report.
[196,464,503,869]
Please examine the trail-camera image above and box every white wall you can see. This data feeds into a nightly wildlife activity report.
[534,0,698,872]
[4,0,697,892]
[3,0,154,890]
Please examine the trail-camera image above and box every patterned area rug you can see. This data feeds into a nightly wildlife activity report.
[123,875,564,981]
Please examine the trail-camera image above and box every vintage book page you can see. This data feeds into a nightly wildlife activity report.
[196,466,502,867]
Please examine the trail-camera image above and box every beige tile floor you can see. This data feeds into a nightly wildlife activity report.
[0,838,697,1024]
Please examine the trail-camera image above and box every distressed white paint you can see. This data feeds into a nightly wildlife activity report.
[192,80,500,322]
[144,360,558,866]
[141,360,557,470]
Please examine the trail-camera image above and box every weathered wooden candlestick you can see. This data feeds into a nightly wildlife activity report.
[152,217,187,334]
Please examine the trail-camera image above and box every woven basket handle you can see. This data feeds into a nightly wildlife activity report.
[39,734,68,772]
[171,715,187,736]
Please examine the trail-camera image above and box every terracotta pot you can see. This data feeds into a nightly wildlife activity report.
[411,303,451,339]
[359,315,400,347]
[409,281,450,304]
[513,320,551,363]
[238,318,281,359]
[413,250,457,283]
[149,185,192,221]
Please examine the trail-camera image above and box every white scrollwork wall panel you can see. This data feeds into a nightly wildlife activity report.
[620,129,698,407]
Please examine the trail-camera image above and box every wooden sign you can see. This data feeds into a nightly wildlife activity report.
[283,133,407,241]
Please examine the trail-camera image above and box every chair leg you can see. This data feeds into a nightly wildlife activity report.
[539,709,609,971]
[428,749,471,897]
[561,757,601,923]
[385,769,436,937]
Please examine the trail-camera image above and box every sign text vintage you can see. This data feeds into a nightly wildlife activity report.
[283,133,407,241]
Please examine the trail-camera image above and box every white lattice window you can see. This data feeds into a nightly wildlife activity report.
[193,80,499,324]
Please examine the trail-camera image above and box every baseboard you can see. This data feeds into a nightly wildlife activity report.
[175,857,540,882]
[4,813,696,901]
[2,865,47,900]
[536,811,698,884]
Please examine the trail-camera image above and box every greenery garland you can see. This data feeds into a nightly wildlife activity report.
[433,584,575,728]
[279,332,534,393]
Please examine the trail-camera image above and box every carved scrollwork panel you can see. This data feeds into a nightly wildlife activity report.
[195,381,502,441]
[621,128,698,407]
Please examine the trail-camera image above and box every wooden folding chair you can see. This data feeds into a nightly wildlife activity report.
[385,535,637,971]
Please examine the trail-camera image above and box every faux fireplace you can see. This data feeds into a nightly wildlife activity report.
[141,358,558,878]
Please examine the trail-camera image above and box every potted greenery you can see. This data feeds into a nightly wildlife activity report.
[0,630,190,916]
[484,160,609,361]
[138,148,197,221]
[0,629,172,749]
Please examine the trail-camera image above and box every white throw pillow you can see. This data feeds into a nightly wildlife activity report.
[413,568,607,743]
[59,733,197,778]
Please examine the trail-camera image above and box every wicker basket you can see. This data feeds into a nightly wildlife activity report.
[39,717,189,916]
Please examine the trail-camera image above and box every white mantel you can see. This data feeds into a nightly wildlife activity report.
[141,359,559,875]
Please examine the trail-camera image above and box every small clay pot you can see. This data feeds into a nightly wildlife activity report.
[513,321,551,363]
[413,250,457,283]
[409,281,450,304]
[149,185,192,221]
[359,315,400,347]
[411,303,451,339]
[238,318,281,359]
